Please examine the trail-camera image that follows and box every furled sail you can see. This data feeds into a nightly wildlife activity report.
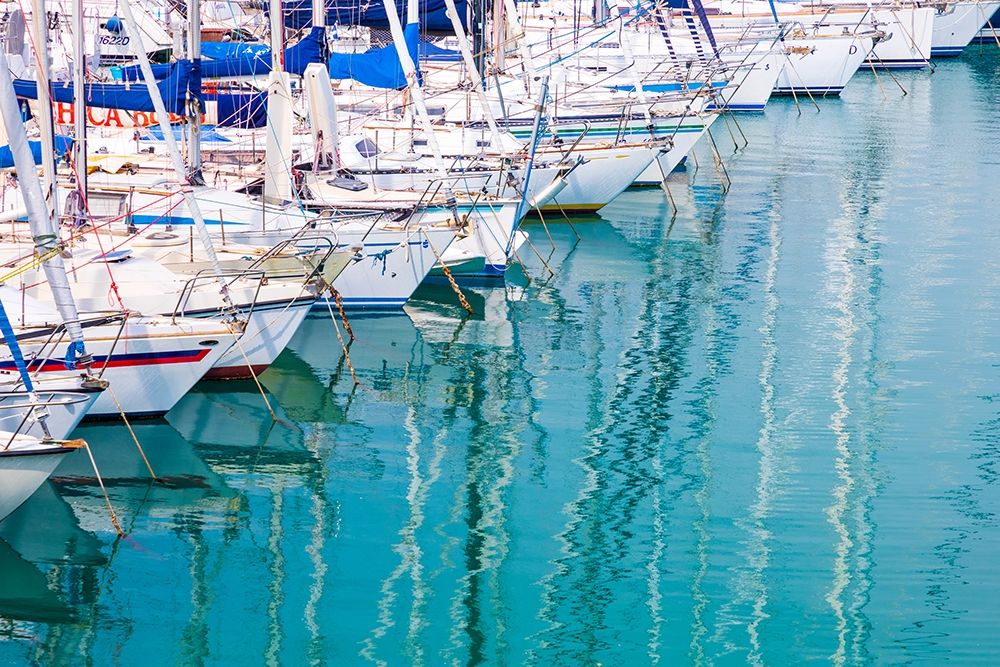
[0,110,72,167]
[328,22,419,89]
[0,52,89,364]
[0,137,73,168]
[275,0,468,32]
[117,27,325,81]
[14,61,196,115]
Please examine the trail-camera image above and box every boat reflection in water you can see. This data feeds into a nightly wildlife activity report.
[4,65,1000,661]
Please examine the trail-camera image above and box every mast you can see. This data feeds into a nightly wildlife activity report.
[72,0,87,225]
[312,0,325,28]
[269,0,284,70]
[304,0,338,169]
[188,0,204,183]
[117,0,237,309]
[381,0,450,179]
[442,0,506,151]
[501,0,536,96]
[0,51,90,372]
[262,0,294,203]
[29,0,59,224]
[304,64,339,170]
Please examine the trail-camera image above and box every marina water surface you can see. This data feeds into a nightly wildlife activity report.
[3,50,1000,665]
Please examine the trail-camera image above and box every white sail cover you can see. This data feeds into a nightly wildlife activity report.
[0,50,87,348]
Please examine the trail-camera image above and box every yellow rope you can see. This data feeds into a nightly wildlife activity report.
[330,286,355,341]
[424,231,474,315]
[324,291,360,386]
[0,245,62,284]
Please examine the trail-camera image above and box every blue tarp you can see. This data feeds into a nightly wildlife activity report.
[275,0,468,32]
[214,92,268,129]
[144,125,234,142]
[0,300,33,390]
[328,22,419,89]
[665,0,719,53]
[15,62,196,115]
[0,137,73,168]
[200,41,269,61]
[118,28,326,81]
[419,40,462,61]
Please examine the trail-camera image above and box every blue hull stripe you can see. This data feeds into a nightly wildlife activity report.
[772,86,844,96]
[706,103,767,111]
[314,296,408,310]
[864,60,929,70]
[131,214,236,226]
[930,47,965,56]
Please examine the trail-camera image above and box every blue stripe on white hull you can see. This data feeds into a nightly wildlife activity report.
[864,60,930,70]
[706,103,767,112]
[314,296,409,310]
[930,47,966,57]
[772,87,845,96]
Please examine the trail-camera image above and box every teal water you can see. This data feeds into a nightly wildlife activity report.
[4,51,1000,665]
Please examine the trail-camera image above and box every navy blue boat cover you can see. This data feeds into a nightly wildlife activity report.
[14,62,196,114]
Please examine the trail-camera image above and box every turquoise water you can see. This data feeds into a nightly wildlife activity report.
[4,51,1000,665]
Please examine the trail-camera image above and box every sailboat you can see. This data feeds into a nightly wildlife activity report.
[3,0,339,377]
[921,0,1000,56]
[0,431,82,522]
[0,254,85,528]
[0,6,245,417]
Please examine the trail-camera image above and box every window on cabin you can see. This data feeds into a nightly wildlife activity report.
[355,138,379,158]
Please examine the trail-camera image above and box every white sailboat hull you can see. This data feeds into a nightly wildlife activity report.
[439,202,522,277]
[540,143,662,210]
[0,442,71,522]
[774,34,874,96]
[0,388,102,440]
[205,299,314,378]
[634,115,717,186]
[5,318,237,418]
[327,227,459,308]
[930,1,1000,55]
[865,7,936,68]
[228,224,460,309]
[712,48,784,111]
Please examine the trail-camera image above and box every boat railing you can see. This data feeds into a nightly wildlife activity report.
[385,176,486,245]
[1,391,94,447]
[171,268,268,323]
[245,234,343,288]
[557,121,592,161]
[15,314,126,388]
[310,207,394,228]
[403,180,447,231]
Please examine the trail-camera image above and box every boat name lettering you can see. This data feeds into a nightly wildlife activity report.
[97,35,130,46]
[52,102,198,128]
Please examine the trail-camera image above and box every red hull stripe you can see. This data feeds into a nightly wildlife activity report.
[0,349,212,373]
[202,364,270,380]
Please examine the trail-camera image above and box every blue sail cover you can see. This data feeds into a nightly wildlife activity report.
[328,22,419,89]
[0,136,73,168]
[14,61,196,115]
[420,40,462,61]
[118,28,326,81]
[688,0,719,54]
[663,0,718,56]
[200,41,269,61]
[0,300,33,391]
[212,91,268,128]
[276,0,468,32]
